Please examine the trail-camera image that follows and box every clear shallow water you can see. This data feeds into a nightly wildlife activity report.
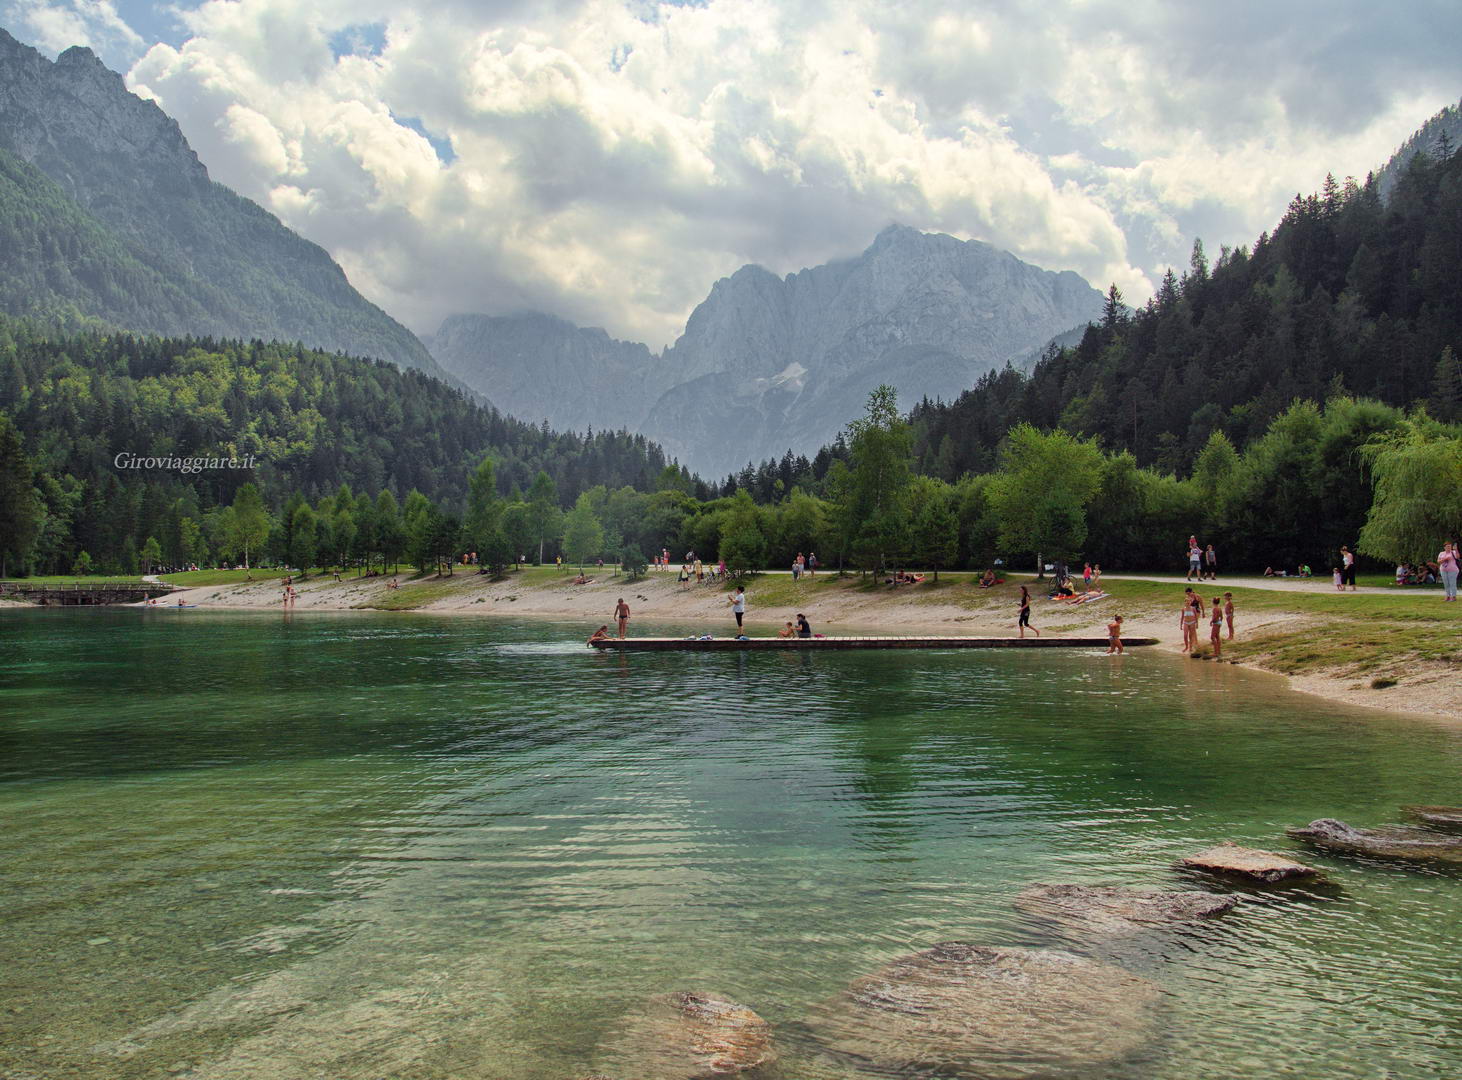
[1,608,1460,1079]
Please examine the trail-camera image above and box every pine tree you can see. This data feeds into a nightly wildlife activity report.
[1431,346,1461,422]
[0,414,40,577]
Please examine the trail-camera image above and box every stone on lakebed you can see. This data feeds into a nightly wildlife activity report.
[1015,883,1237,935]
[591,990,775,1079]
[1179,841,1320,882]
[1402,805,1462,831]
[804,942,1160,1080]
[1286,818,1462,864]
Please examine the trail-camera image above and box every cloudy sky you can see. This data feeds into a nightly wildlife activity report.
[3,0,1457,349]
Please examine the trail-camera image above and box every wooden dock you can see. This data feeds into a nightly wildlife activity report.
[590,635,1157,651]
[0,580,175,606]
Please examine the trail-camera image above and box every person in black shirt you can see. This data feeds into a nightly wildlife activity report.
[796,613,812,638]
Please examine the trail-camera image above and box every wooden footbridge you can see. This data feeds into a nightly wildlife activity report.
[0,580,176,606]
[590,635,1158,652]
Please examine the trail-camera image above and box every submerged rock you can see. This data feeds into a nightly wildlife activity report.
[1179,842,1320,882]
[1403,805,1462,831]
[805,942,1160,1079]
[1286,818,1462,864]
[593,991,775,1079]
[1015,883,1237,936]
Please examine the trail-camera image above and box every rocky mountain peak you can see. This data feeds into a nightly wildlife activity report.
[434,227,1105,476]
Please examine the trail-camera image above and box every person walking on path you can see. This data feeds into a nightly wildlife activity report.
[1186,536,1202,581]
[1440,541,1459,602]
[1204,544,1218,581]
[1209,597,1224,658]
[1340,545,1357,591]
[1018,585,1039,638]
[728,585,747,634]
[1224,592,1236,640]
[614,597,631,638]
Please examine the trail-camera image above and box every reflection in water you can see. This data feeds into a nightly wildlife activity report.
[1,610,1460,1079]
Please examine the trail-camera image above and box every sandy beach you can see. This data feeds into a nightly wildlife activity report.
[157,568,1462,723]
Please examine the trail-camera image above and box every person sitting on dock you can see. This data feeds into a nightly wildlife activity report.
[796,613,812,638]
[778,621,797,638]
[588,625,610,643]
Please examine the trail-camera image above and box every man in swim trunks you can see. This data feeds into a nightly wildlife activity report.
[614,597,630,638]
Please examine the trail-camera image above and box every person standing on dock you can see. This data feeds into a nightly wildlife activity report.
[729,585,747,634]
[614,597,631,638]
[1018,585,1038,637]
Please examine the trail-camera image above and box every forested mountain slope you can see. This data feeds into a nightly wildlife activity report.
[0,317,689,574]
[908,143,1462,478]
[0,28,447,380]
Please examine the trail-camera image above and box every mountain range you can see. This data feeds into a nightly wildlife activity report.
[0,28,449,382]
[431,226,1105,477]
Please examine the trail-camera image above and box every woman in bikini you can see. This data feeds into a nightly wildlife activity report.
[1180,594,1199,652]
[1209,597,1224,658]
[1107,615,1124,654]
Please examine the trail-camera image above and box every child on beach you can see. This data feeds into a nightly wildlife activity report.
[1224,592,1235,640]
[1107,615,1124,654]
[1210,597,1224,658]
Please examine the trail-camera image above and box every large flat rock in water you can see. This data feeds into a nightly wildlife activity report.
[1180,842,1320,882]
[1403,805,1462,831]
[590,991,775,1078]
[1015,883,1237,936]
[804,942,1160,1079]
[1287,818,1462,864]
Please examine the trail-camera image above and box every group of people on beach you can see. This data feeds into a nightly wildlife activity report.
[1180,587,1234,657]
[1395,541,1460,599]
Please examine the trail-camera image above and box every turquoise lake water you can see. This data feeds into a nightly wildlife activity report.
[1,608,1459,1079]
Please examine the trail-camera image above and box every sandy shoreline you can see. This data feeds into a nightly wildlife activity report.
[147,569,1461,724]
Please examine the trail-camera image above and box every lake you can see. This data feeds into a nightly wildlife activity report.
[1,609,1459,1079]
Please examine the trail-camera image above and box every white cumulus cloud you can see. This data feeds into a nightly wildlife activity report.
[16,0,1462,348]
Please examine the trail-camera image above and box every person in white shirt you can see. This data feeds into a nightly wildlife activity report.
[728,585,747,632]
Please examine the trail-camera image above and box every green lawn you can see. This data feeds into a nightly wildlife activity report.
[160,569,287,587]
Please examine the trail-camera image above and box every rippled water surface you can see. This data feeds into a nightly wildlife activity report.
[2,609,1460,1079]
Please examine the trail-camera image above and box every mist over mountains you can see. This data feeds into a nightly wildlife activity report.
[432,226,1105,477]
[0,28,449,382]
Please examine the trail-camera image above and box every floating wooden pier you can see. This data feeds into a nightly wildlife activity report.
[590,635,1158,651]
